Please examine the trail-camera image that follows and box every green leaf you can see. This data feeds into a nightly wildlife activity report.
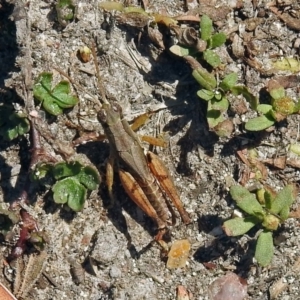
[279,205,290,220]
[207,110,224,128]
[269,87,285,100]
[0,109,30,141]
[203,49,221,68]
[210,32,227,48]
[272,57,300,72]
[31,163,53,181]
[169,45,191,57]
[123,6,148,14]
[255,231,274,267]
[75,166,100,190]
[56,0,75,21]
[223,216,258,236]
[264,190,274,210]
[206,98,229,128]
[0,205,19,235]
[210,96,229,112]
[270,185,296,218]
[197,89,215,101]
[230,185,265,218]
[200,15,213,41]
[192,68,217,91]
[214,91,223,100]
[257,104,272,114]
[245,115,275,131]
[99,1,124,11]
[33,72,78,116]
[289,143,300,156]
[231,85,258,110]
[51,81,77,108]
[219,73,238,91]
[52,177,87,211]
[294,99,300,112]
[53,161,82,180]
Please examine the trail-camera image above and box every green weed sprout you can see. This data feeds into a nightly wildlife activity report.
[245,79,300,131]
[223,184,297,266]
[33,72,78,116]
[193,69,235,135]
[32,161,100,212]
[56,0,76,26]
[169,15,226,67]
[0,105,30,140]
[0,205,19,237]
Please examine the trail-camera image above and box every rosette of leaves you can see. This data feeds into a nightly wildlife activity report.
[193,70,238,136]
[245,79,300,131]
[33,72,78,116]
[33,161,100,212]
[169,15,226,68]
[223,184,296,266]
[0,105,30,140]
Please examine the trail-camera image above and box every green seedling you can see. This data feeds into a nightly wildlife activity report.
[193,69,258,136]
[0,105,30,140]
[200,15,226,67]
[169,15,226,68]
[33,161,100,212]
[245,79,300,131]
[56,0,76,26]
[194,71,234,134]
[33,72,78,116]
[223,184,297,266]
[0,205,19,237]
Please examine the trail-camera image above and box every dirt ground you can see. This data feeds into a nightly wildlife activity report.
[1,0,300,299]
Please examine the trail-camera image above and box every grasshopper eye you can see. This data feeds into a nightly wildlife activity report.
[111,102,123,115]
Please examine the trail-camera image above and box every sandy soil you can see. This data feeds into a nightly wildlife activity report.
[1,0,300,299]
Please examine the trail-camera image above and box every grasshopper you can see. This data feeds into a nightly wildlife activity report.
[58,44,191,239]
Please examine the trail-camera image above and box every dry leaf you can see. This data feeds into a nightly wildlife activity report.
[167,239,191,269]
[262,157,286,170]
[176,285,192,300]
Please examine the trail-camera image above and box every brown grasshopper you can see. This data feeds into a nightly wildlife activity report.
[57,44,191,240]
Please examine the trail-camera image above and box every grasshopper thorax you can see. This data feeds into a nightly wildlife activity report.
[97,102,124,128]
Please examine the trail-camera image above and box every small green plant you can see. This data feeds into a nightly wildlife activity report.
[245,79,300,131]
[0,105,30,140]
[199,15,226,68]
[33,72,78,116]
[223,184,297,266]
[56,0,76,26]
[33,161,100,212]
[0,205,19,237]
[169,15,226,68]
[193,69,234,133]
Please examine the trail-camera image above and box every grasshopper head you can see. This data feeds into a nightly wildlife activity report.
[97,102,123,128]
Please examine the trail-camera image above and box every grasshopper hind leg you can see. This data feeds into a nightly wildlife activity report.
[105,154,116,208]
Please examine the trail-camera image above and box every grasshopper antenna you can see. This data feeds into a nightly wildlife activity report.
[91,42,109,105]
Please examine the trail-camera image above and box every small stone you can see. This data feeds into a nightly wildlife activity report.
[208,272,247,300]
[110,266,122,278]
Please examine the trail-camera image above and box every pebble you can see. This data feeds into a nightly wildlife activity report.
[110,266,122,278]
